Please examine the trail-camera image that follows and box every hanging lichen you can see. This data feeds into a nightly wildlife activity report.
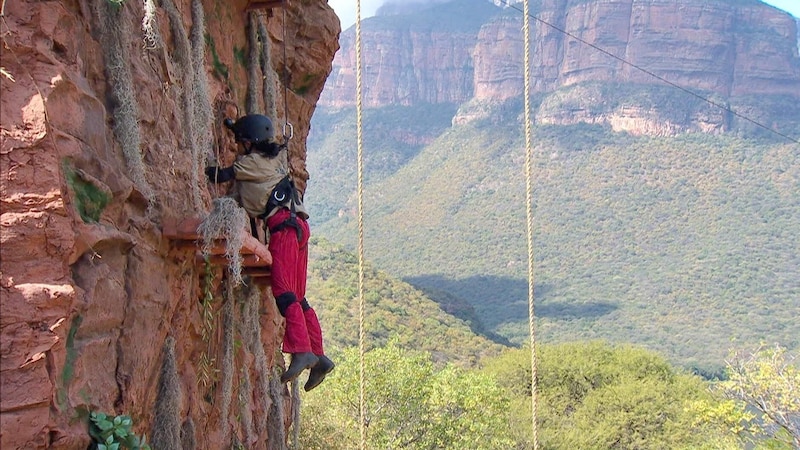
[141,0,161,50]
[257,18,278,120]
[189,0,214,187]
[151,337,182,450]
[274,374,292,450]
[180,417,196,450]
[219,280,236,443]
[197,258,219,389]
[239,284,277,445]
[238,364,256,447]
[93,0,154,203]
[162,0,203,209]
[246,12,261,114]
[197,197,246,285]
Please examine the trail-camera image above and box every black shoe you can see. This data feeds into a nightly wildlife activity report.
[281,352,319,383]
[304,355,335,392]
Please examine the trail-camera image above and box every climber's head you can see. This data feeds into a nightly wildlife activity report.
[224,114,283,158]
[224,114,275,144]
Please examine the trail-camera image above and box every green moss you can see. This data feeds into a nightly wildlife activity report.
[293,73,319,96]
[64,164,110,223]
[58,315,83,409]
[233,46,246,67]
[204,33,229,80]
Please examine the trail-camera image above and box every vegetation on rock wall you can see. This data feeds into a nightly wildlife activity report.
[238,283,284,446]
[64,164,111,223]
[198,260,219,389]
[150,337,182,449]
[89,412,151,450]
[190,0,215,194]
[219,282,236,442]
[93,0,154,202]
[198,197,246,284]
[58,315,83,410]
[141,0,161,50]
[246,13,261,115]
[258,20,278,119]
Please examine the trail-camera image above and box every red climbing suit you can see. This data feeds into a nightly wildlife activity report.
[267,208,324,355]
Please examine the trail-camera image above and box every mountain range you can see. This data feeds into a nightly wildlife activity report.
[305,0,800,373]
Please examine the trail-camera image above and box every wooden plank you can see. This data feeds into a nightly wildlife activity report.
[245,0,286,11]
[195,253,271,268]
[162,217,210,240]
[163,216,272,266]
[242,268,271,277]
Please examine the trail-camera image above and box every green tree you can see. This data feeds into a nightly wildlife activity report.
[482,341,742,449]
[299,340,514,449]
[721,345,800,448]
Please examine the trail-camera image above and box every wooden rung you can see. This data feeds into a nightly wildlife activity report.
[245,0,286,11]
[196,253,271,268]
[242,268,271,277]
[177,241,266,258]
[163,217,272,266]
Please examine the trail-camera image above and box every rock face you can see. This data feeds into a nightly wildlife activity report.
[0,0,339,448]
[319,0,498,108]
[322,0,800,135]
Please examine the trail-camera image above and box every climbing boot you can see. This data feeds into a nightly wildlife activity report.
[304,355,335,392]
[281,352,318,383]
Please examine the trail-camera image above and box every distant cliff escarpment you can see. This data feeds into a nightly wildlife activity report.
[321,0,800,137]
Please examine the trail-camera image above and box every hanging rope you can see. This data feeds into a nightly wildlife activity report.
[355,0,367,448]
[282,5,293,143]
[522,0,539,448]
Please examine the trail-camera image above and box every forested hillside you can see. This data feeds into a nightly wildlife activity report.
[302,240,799,448]
[305,0,800,379]
[306,237,507,365]
[307,104,799,373]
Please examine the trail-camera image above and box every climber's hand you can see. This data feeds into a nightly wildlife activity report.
[206,166,236,183]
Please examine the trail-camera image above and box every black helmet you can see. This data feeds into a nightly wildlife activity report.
[224,114,274,143]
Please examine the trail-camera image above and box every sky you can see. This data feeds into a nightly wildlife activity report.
[329,0,800,30]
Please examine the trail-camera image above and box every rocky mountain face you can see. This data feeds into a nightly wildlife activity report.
[0,0,338,448]
[321,0,800,136]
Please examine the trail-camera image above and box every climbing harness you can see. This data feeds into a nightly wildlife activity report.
[261,171,304,242]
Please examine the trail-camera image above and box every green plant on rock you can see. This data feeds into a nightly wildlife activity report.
[64,166,111,223]
[204,33,229,80]
[197,257,219,389]
[88,412,151,450]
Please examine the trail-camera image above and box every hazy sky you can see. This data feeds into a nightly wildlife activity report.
[329,0,800,30]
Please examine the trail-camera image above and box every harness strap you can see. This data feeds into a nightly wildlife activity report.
[269,215,303,242]
[261,170,303,242]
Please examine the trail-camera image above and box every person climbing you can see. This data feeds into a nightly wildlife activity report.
[205,113,335,391]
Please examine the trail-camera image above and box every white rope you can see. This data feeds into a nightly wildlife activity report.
[522,0,539,447]
[355,0,367,449]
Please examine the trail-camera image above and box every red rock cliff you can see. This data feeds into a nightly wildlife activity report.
[0,0,339,448]
[322,0,800,135]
